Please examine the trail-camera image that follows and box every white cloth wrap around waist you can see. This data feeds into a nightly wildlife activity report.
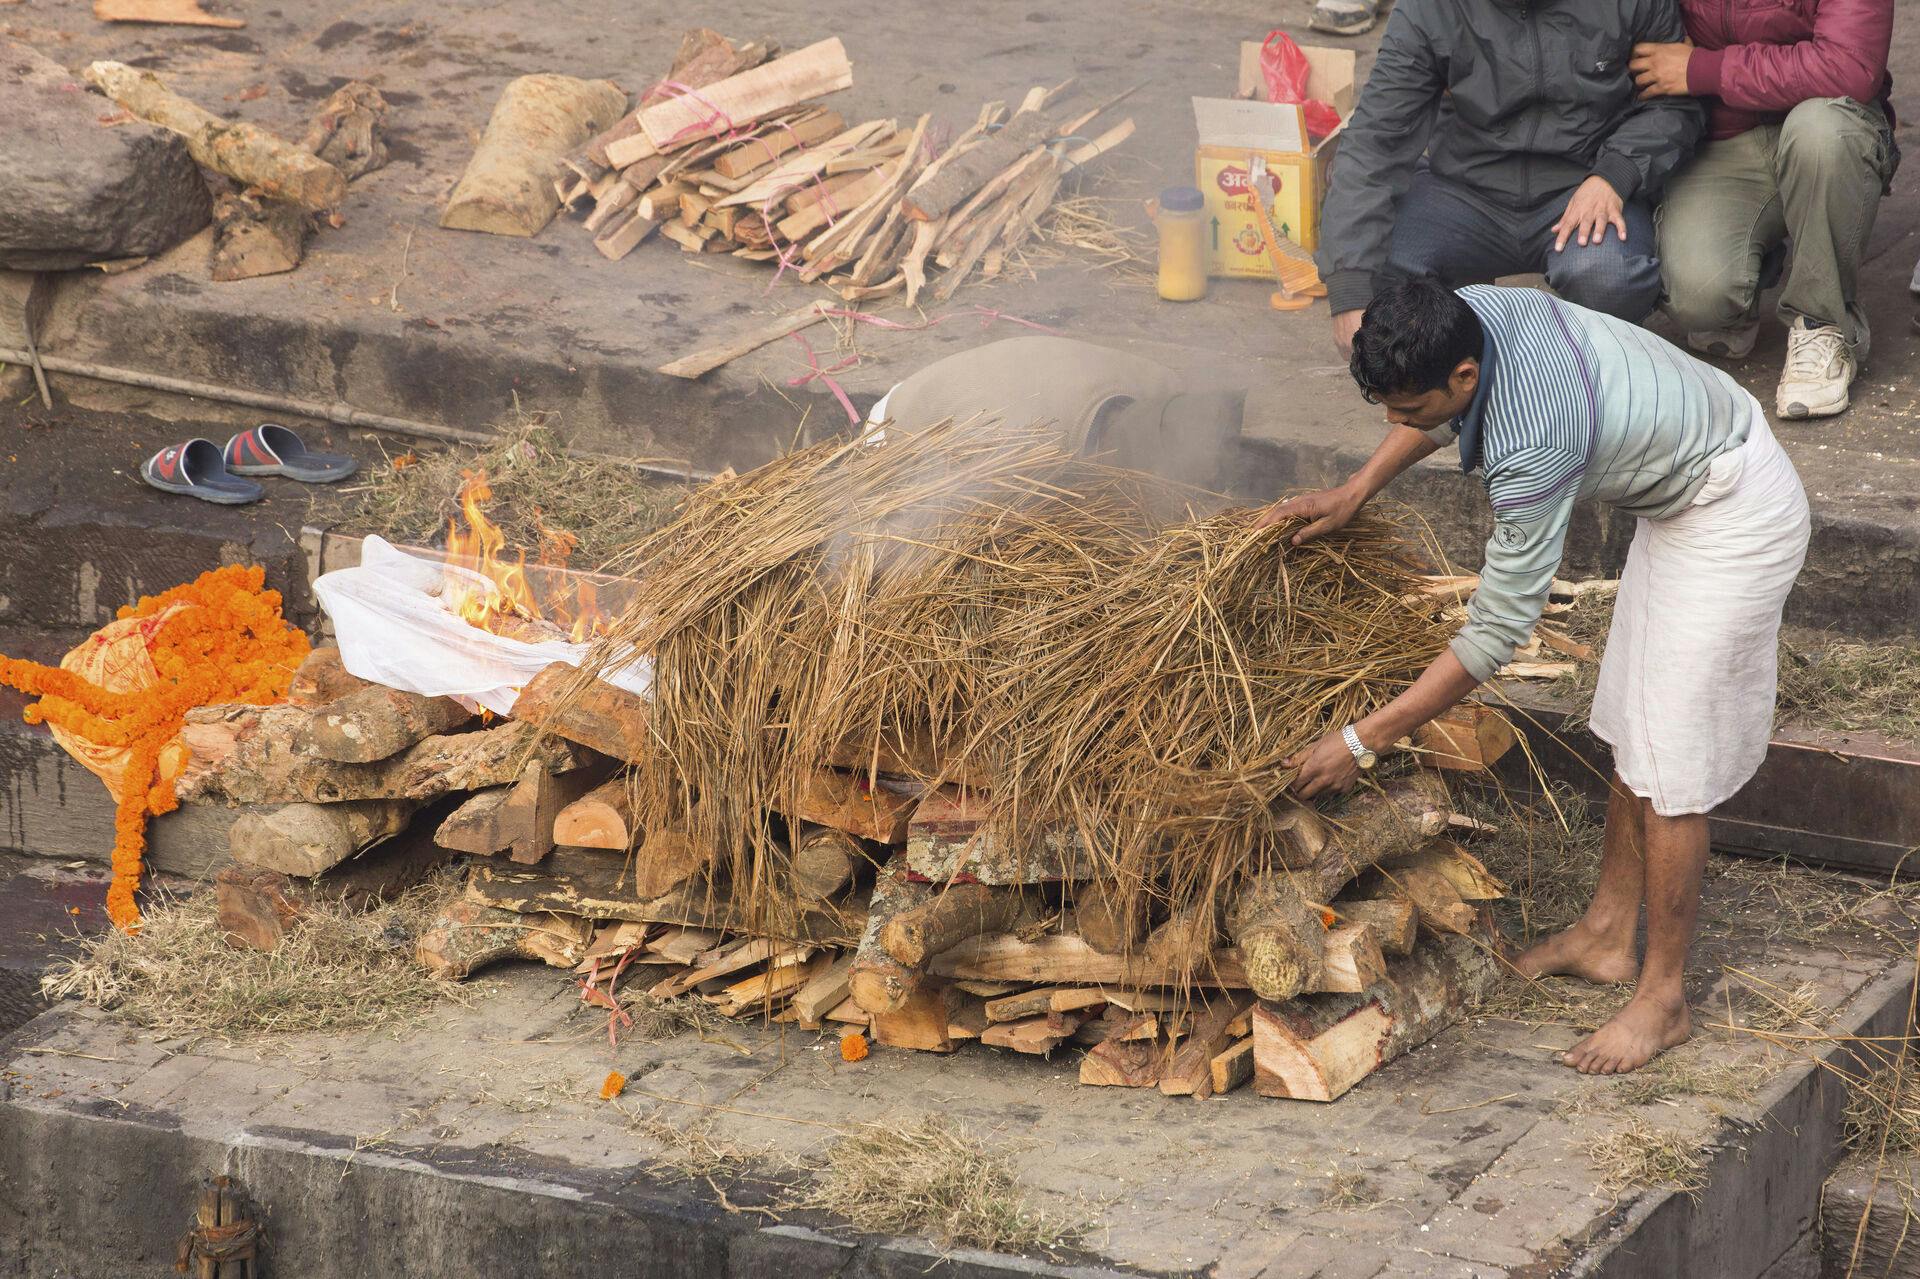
[1588,394,1810,816]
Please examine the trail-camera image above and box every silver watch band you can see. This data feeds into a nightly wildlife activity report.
[1341,724,1370,763]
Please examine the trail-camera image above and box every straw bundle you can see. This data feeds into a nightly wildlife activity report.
[570,416,1450,973]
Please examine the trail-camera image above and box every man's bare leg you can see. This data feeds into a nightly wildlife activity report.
[1563,805,1706,1074]
[1512,774,1645,984]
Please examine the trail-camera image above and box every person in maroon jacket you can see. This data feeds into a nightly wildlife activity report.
[1631,0,1895,419]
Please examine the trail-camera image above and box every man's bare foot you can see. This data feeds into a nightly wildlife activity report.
[1563,994,1691,1075]
[1512,923,1638,984]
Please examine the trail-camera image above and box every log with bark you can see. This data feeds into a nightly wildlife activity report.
[209,189,309,282]
[878,881,1035,967]
[435,786,515,855]
[510,661,651,762]
[551,776,634,849]
[441,75,627,237]
[84,62,347,211]
[228,798,417,876]
[177,706,588,806]
[416,900,593,979]
[288,646,367,707]
[848,862,926,1014]
[301,81,390,180]
[788,823,864,901]
[303,684,473,763]
[215,824,452,952]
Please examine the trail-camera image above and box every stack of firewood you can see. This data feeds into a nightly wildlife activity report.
[555,29,1134,305]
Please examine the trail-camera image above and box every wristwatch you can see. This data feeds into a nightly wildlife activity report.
[1341,724,1378,771]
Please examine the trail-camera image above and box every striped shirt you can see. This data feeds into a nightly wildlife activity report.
[1440,285,1754,683]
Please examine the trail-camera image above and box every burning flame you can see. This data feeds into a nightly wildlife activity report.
[442,470,605,643]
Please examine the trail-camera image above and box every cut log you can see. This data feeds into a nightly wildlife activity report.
[1210,1037,1255,1096]
[1071,876,1149,954]
[301,81,389,180]
[215,826,452,952]
[1253,934,1500,1101]
[552,777,633,850]
[871,981,958,1053]
[902,107,1055,222]
[1335,898,1418,956]
[1377,865,1478,936]
[304,684,474,763]
[441,74,626,237]
[1303,772,1454,902]
[1160,995,1256,1098]
[510,661,651,762]
[981,1009,1089,1055]
[1378,843,1508,901]
[849,864,927,1014]
[1229,872,1328,1001]
[288,647,368,707]
[1079,1013,1165,1087]
[1319,923,1388,994]
[93,0,242,26]
[930,932,1250,989]
[789,824,863,901]
[209,190,308,282]
[177,706,587,806]
[791,953,855,1028]
[880,881,1036,968]
[788,767,918,844]
[657,300,832,380]
[84,62,346,211]
[502,758,617,864]
[228,798,417,876]
[630,818,725,898]
[628,39,853,157]
[416,901,593,980]
[1141,896,1222,974]
[1413,704,1517,771]
[435,787,515,855]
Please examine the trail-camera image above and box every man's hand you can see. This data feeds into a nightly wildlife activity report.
[1284,728,1365,799]
[1252,482,1366,544]
[1332,308,1364,357]
[1551,175,1626,252]
[1630,40,1693,98]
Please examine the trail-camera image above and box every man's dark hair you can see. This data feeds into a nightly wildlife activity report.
[1349,280,1484,403]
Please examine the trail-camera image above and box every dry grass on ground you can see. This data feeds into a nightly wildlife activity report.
[39,876,461,1039]
[349,416,690,570]
[1584,1118,1710,1198]
[787,1117,1084,1255]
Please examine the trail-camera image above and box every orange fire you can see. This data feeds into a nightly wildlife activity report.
[442,470,604,643]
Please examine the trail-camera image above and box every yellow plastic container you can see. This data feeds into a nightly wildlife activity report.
[1155,186,1209,302]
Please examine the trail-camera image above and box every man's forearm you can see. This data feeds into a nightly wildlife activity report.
[1346,426,1443,501]
[1354,649,1482,749]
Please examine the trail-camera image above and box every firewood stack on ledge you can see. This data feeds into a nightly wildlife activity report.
[182,419,1521,1103]
[548,28,1135,303]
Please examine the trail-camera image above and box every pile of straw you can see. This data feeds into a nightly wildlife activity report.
[573,416,1449,955]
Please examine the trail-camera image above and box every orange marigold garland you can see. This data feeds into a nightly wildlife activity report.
[0,565,310,931]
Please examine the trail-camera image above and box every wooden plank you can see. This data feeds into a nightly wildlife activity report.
[1210,1037,1255,1096]
[872,982,957,1053]
[983,986,1107,1023]
[714,110,845,177]
[709,954,825,1016]
[657,300,833,380]
[1160,995,1256,1098]
[620,38,854,159]
[931,932,1250,988]
[653,938,811,999]
[791,953,855,1028]
[647,925,726,965]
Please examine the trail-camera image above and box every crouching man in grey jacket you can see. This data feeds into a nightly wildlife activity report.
[1315,0,1706,356]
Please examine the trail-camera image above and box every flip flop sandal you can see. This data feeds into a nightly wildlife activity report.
[224,423,360,483]
[140,439,265,505]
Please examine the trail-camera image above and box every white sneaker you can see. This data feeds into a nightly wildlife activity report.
[1685,323,1759,360]
[1776,317,1857,419]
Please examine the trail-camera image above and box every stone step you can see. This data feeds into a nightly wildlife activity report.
[1821,1151,1920,1278]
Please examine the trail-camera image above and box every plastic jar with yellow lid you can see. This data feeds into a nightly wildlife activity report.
[1155,185,1209,302]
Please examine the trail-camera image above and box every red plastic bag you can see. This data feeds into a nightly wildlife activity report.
[1260,31,1343,141]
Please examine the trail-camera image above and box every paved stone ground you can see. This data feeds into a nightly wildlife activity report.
[1,0,1916,570]
[2,858,1912,1278]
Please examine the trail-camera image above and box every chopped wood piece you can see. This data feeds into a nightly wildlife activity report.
[850,863,926,1014]
[948,996,991,1040]
[288,647,367,707]
[93,0,240,28]
[210,190,308,282]
[659,220,717,252]
[636,181,691,221]
[1335,899,1418,956]
[305,684,474,763]
[85,62,345,211]
[228,798,416,876]
[1210,1038,1254,1096]
[435,787,515,854]
[178,707,587,806]
[1319,923,1388,994]
[657,300,833,380]
[580,920,650,964]
[931,932,1249,988]
[824,997,870,1027]
[871,981,958,1053]
[1378,866,1478,936]
[1230,872,1328,1001]
[630,820,724,898]
[709,954,826,1017]
[880,881,1034,967]
[983,986,1106,1023]
[791,953,855,1027]
[500,758,616,864]
[552,777,633,850]
[776,166,893,242]
[652,938,810,999]
[1378,843,1508,901]
[790,824,863,901]
[715,110,845,178]
[1160,995,1256,1098]
[647,925,726,965]
[631,39,853,155]
[594,209,660,261]
[510,662,651,762]
[301,81,389,180]
[441,74,626,237]
[1142,896,1222,973]
[1079,1014,1165,1087]
[788,767,918,844]
[216,829,450,952]
[417,901,593,980]
[1253,935,1499,1101]
[573,31,766,173]
[982,1009,1089,1055]
[1413,704,1517,771]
